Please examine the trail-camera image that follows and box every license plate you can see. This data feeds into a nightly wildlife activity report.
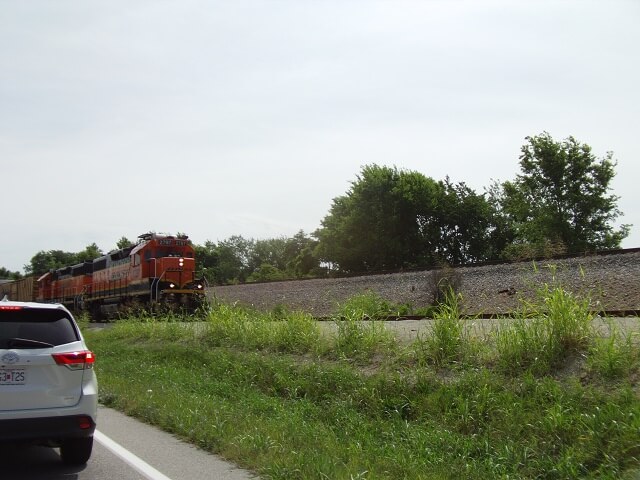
[0,369,26,385]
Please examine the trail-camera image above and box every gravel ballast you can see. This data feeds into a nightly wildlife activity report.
[208,251,640,317]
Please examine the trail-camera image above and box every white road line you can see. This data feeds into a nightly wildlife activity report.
[94,430,172,480]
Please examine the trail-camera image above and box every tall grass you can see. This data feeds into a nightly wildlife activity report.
[413,290,471,367]
[334,290,396,320]
[331,291,397,360]
[202,303,322,354]
[495,280,594,375]
[589,318,640,379]
[84,283,640,479]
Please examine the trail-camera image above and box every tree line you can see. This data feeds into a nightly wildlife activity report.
[1,133,631,284]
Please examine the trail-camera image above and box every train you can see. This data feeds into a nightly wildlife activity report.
[0,233,205,319]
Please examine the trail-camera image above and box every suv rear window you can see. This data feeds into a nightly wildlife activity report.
[0,309,79,348]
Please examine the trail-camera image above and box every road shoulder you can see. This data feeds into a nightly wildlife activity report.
[96,406,256,480]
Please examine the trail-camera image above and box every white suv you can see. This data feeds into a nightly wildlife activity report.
[0,298,98,465]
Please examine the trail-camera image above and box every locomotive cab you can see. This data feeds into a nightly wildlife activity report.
[132,233,204,308]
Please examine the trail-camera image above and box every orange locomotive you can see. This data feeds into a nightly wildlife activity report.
[36,233,205,318]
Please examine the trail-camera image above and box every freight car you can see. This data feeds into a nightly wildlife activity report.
[0,276,38,302]
[2,233,205,319]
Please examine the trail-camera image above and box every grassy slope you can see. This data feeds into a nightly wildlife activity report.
[84,289,640,479]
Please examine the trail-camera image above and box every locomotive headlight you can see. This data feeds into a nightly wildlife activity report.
[169,283,175,288]
[197,284,203,289]
[179,258,184,267]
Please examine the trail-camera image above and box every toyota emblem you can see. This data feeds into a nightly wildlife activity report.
[1,352,20,365]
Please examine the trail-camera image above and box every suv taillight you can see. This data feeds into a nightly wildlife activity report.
[52,351,95,370]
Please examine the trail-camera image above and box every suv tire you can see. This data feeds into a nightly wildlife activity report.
[60,436,94,465]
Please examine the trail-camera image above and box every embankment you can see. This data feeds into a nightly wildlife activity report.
[207,251,640,316]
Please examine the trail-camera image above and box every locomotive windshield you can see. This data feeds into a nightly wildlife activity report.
[143,245,194,260]
[154,247,193,258]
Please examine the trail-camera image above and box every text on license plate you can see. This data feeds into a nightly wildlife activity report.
[0,369,26,385]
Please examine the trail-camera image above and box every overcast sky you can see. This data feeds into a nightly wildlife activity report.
[1,0,638,273]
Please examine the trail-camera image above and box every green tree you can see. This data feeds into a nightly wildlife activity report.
[194,241,219,284]
[24,243,105,276]
[316,165,440,272]
[285,231,321,277]
[76,243,103,262]
[0,267,22,280]
[290,245,323,277]
[195,232,322,284]
[212,236,255,284]
[485,181,518,259]
[249,232,322,278]
[315,165,501,272]
[116,236,134,249]
[25,250,78,276]
[251,237,289,273]
[500,133,630,253]
[246,263,286,283]
[436,178,498,264]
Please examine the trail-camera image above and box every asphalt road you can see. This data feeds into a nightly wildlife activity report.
[0,406,256,480]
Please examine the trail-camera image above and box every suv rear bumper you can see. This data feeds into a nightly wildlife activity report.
[0,415,96,443]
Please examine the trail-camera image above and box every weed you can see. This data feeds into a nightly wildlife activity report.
[332,291,397,360]
[414,290,470,367]
[333,316,395,361]
[588,318,640,379]
[495,277,594,375]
